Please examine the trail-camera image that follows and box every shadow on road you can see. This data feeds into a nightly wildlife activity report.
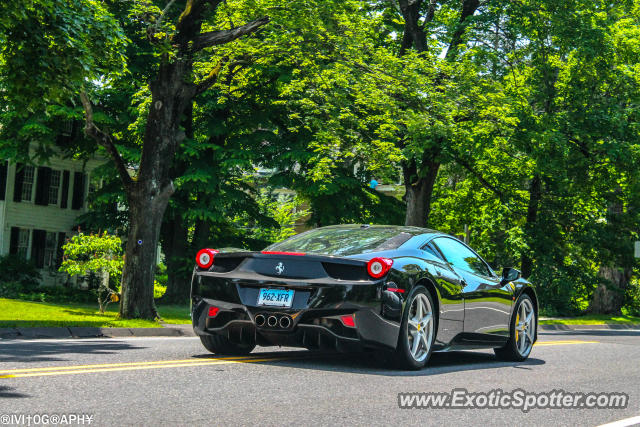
[192,349,545,376]
[0,385,30,398]
[0,341,146,364]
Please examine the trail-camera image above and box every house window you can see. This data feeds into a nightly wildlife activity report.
[44,232,58,268]
[17,228,30,259]
[48,170,61,205]
[21,166,35,202]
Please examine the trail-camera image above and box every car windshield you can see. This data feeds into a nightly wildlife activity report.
[264,227,413,256]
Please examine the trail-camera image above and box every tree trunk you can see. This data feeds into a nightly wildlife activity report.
[159,213,191,303]
[520,175,541,278]
[119,75,182,318]
[158,100,194,304]
[119,185,172,319]
[403,159,440,227]
[589,266,632,314]
[193,216,213,250]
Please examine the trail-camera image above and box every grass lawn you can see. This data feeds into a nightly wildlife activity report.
[0,298,190,328]
[3,297,638,328]
[540,314,640,325]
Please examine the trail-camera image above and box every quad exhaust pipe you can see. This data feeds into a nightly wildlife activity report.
[254,313,293,329]
[279,316,291,329]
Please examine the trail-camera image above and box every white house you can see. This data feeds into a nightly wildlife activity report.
[0,155,104,285]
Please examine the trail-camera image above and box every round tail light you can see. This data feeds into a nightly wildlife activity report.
[367,257,393,279]
[196,248,218,269]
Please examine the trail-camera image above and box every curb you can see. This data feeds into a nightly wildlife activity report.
[0,324,196,340]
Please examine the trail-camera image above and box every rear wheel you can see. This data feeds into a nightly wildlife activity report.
[394,286,435,370]
[494,294,536,361]
[199,334,255,355]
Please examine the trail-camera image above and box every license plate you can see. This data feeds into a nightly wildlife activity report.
[257,288,294,308]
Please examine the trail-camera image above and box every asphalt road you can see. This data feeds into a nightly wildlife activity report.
[1,329,639,427]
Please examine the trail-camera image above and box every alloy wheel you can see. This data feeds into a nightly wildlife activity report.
[407,293,434,362]
[514,298,535,357]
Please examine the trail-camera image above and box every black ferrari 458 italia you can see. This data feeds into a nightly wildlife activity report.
[190,224,538,369]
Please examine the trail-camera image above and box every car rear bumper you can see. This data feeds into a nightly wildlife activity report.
[191,297,401,351]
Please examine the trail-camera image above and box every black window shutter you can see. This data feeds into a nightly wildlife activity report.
[35,167,52,206]
[60,170,70,209]
[56,232,66,268]
[31,229,47,268]
[9,227,20,255]
[71,172,86,210]
[13,163,24,202]
[0,161,7,200]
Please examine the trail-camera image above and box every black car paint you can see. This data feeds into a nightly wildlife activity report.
[190,225,538,353]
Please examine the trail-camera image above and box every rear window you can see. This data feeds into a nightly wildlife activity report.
[264,227,413,256]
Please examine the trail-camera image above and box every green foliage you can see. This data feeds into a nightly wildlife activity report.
[0,0,127,105]
[0,255,42,287]
[424,0,640,314]
[59,232,123,312]
[155,263,168,287]
[59,232,123,277]
[233,191,310,245]
[154,282,167,300]
[624,274,640,317]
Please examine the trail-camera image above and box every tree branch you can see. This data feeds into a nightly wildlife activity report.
[444,0,480,60]
[173,0,223,52]
[193,16,270,51]
[157,0,178,28]
[80,92,134,190]
[195,57,228,95]
[422,0,437,28]
[451,152,505,200]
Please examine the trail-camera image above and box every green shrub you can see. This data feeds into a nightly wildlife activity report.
[0,281,27,299]
[59,232,123,313]
[533,261,596,317]
[0,255,42,287]
[623,276,640,317]
[154,281,167,299]
[155,263,168,287]
[0,282,95,304]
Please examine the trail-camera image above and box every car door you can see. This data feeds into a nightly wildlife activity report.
[420,242,465,322]
[431,237,512,339]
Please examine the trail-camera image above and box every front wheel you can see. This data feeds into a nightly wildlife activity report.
[199,334,255,355]
[394,286,436,370]
[495,294,536,361]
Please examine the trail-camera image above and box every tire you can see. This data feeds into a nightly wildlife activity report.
[199,334,255,355]
[495,294,536,361]
[394,286,436,370]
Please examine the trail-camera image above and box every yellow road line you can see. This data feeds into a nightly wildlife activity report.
[0,355,257,375]
[0,357,287,379]
[0,340,598,379]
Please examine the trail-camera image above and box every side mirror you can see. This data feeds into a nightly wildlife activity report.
[501,267,521,284]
